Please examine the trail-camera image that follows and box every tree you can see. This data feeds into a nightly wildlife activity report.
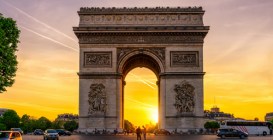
[0,123,6,130]
[270,119,273,129]
[124,120,135,133]
[204,121,220,133]
[0,14,20,93]
[20,114,35,133]
[51,120,63,129]
[63,120,78,132]
[36,117,52,130]
[1,110,20,129]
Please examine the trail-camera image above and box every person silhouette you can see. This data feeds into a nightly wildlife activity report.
[142,126,146,140]
[136,126,142,140]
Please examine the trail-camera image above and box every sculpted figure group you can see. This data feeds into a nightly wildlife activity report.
[88,83,107,114]
[174,81,195,113]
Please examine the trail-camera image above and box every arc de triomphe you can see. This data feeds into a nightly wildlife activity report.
[73,7,209,132]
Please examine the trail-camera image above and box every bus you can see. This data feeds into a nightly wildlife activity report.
[220,120,272,136]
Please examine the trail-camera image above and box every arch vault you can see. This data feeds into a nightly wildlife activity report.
[73,7,209,132]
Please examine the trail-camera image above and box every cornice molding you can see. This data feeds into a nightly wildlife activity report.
[79,7,204,14]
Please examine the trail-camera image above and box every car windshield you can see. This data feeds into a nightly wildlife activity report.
[0,132,10,138]
[47,130,57,133]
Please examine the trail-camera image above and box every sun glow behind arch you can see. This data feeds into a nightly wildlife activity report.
[124,68,158,126]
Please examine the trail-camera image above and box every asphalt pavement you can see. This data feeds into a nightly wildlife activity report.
[23,134,273,140]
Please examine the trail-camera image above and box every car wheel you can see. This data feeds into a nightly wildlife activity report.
[221,135,225,139]
[263,131,267,136]
[240,135,245,139]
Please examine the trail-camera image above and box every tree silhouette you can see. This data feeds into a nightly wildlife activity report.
[0,14,20,93]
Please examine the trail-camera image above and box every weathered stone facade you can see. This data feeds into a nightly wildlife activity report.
[73,7,209,132]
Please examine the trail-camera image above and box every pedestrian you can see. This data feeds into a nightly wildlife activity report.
[142,126,146,140]
[136,126,142,140]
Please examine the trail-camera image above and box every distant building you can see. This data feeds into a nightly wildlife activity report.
[211,106,220,113]
[204,106,234,121]
[56,113,78,122]
[0,108,8,117]
[265,112,273,121]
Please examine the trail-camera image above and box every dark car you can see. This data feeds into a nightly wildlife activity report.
[34,129,44,135]
[217,128,248,139]
[55,129,71,136]
[43,129,59,140]
[153,129,171,135]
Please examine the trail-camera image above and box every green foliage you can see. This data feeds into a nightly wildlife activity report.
[63,120,78,132]
[270,119,273,129]
[51,120,63,129]
[36,117,52,130]
[1,110,20,129]
[20,114,35,133]
[204,121,220,129]
[0,14,20,93]
[0,123,6,130]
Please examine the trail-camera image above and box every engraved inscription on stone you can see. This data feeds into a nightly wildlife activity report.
[79,35,203,44]
[84,52,112,67]
[174,81,195,113]
[171,51,198,67]
[88,83,107,115]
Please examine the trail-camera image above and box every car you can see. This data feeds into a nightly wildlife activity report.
[43,129,59,140]
[10,128,24,135]
[153,129,171,135]
[0,131,22,140]
[33,129,44,135]
[64,130,72,136]
[217,128,248,139]
[55,129,71,136]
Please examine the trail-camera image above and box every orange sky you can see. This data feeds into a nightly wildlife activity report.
[0,0,273,124]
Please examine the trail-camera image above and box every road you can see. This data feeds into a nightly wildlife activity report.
[23,134,273,140]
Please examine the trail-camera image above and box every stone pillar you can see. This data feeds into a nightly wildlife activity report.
[159,78,166,129]
[116,78,123,130]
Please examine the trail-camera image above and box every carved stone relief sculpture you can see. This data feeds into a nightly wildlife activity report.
[174,81,195,113]
[84,52,112,67]
[171,51,198,67]
[88,83,107,114]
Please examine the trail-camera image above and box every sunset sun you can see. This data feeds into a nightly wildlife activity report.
[124,68,158,126]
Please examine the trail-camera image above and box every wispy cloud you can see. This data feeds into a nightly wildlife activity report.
[125,96,155,108]
[1,101,65,113]
[242,96,273,103]
[19,25,78,52]
[128,73,156,89]
[3,1,78,43]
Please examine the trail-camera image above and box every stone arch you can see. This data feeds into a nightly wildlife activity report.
[118,49,164,78]
[74,7,209,132]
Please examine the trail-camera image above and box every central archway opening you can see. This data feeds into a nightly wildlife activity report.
[124,68,158,127]
[120,53,162,131]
